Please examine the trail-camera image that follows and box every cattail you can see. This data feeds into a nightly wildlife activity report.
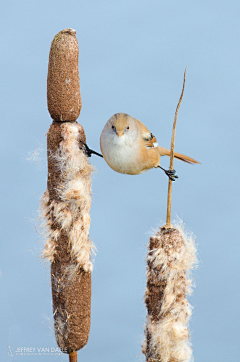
[47,28,82,122]
[143,68,198,362]
[40,29,93,361]
[143,224,197,362]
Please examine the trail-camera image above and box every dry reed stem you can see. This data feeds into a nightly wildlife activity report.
[166,67,187,228]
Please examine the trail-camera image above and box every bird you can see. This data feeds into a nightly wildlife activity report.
[98,113,199,180]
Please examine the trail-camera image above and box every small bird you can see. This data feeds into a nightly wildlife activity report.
[99,113,199,180]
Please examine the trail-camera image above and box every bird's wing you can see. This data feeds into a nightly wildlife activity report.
[136,119,159,149]
[144,134,158,148]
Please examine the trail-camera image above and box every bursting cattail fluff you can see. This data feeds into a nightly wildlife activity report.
[143,223,197,362]
[40,122,94,273]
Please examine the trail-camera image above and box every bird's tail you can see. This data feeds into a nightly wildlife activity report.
[157,146,200,165]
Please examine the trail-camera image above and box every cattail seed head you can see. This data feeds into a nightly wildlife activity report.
[143,223,197,362]
[47,29,82,122]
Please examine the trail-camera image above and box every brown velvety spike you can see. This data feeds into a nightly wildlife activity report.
[47,28,82,122]
[51,232,91,353]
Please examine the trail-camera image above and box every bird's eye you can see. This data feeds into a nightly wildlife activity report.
[112,125,115,130]
[126,126,129,130]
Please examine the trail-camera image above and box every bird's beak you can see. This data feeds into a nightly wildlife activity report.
[116,131,123,137]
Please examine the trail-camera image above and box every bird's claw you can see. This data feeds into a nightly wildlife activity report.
[80,141,103,158]
[165,169,178,181]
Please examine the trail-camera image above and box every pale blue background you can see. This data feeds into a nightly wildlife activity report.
[1,1,240,361]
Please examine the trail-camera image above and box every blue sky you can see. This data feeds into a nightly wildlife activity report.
[1,1,240,361]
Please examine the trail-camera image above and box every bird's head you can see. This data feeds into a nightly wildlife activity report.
[106,113,138,140]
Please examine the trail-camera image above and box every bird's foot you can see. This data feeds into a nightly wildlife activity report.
[80,141,103,158]
[165,168,178,181]
[158,166,178,181]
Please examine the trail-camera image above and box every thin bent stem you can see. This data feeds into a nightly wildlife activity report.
[165,66,187,228]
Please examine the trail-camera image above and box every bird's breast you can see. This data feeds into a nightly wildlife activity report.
[100,134,144,175]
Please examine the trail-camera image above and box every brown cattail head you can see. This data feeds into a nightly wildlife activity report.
[143,223,197,362]
[47,28,82,122]
[51,232,91,353]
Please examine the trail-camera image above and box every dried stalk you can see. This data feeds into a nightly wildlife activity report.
[166,66,187,228]
[69,351,78,362]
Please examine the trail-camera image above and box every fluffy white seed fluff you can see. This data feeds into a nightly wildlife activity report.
[39,122,94,272]
[143,222,197,362]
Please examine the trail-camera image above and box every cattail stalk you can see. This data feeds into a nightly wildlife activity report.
[166,67,187,228]
[39,29,93,360]
[143,68,197,362]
